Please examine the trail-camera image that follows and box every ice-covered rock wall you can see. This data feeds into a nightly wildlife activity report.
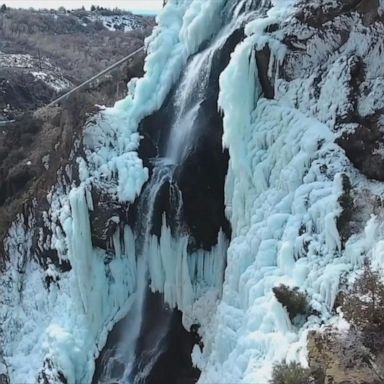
[193,0,384,382]
[0,0,245,382]
[2,0,384,383]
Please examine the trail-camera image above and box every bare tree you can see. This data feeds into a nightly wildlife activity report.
[342,261,384,351]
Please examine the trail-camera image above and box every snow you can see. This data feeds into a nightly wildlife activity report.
[200,92,354,381]
[42,154,50,170]
[0,53,73,92]
[87,13,147,32]
[31,71,72,92]
[0,53,34,68]
[275,8,384,136]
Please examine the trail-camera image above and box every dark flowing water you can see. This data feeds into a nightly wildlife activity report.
[92,2,265,383]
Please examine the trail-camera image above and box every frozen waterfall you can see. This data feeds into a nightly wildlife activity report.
[0,0,381,383]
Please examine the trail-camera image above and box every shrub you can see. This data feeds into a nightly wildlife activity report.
[342,261,384,351]
[337,173,354,245]
[0,373,9,384]
[273,284,309,322]
[270,361,311,384]
[0,8,152,83]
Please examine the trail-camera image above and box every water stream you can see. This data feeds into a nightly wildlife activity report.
[94,4,257,383]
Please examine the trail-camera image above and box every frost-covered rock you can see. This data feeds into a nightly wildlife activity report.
[270,0,384,180]
[307,328,382,384]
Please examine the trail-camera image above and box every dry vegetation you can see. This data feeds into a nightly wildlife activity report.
[0,5,150,262]
[0,6,154,83]
[270,362,312,384]
[342,262,384,352]
[270,263,384,384]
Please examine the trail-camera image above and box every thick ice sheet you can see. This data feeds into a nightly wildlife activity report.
[0,0,230,382]
[194,2,381,382]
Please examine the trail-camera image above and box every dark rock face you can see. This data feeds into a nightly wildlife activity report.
[93,291,200,384]
[138,91,179,170]
[336,121,384,181]
[90,188,131,250]
[175,136,230,251]
[0,114,41,205]
[255,45,274,99]
[138,28,244,250]
[263,0,384,183]
[173,29,245,249]
[131,292,200,384]
[295,0,381,27]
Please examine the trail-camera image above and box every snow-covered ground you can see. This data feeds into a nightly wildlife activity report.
[31,71,72,93]
[0,52,72,92]
[87,13,148,32]
[0,1,229,382]
[0,53,35,69]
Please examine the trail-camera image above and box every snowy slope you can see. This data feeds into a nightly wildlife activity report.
[0,53,72,92]
[87,13,149,32]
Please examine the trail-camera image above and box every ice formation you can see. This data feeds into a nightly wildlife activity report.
[1,0,384,383]
[0,1,238,382]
